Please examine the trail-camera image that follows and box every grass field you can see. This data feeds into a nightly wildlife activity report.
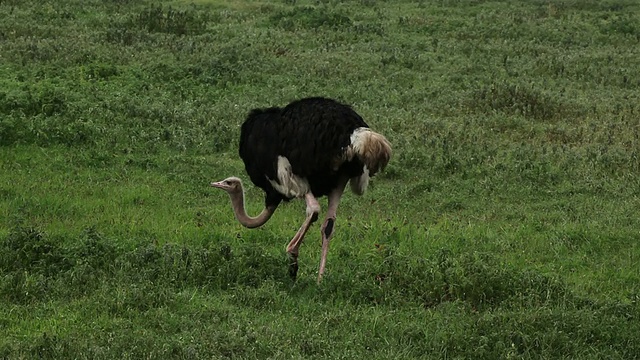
[1,0,639,358]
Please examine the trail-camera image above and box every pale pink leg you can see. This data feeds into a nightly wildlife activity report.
[286,193,320,279]
[317,179,348,283]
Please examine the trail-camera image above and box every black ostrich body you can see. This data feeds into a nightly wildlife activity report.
[239,97,369,207]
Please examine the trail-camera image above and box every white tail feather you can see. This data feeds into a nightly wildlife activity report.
[345,127,391,195]
[350,166,370,195]
[347,127,392,176]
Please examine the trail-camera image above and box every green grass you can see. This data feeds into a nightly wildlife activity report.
[1,0,639,358]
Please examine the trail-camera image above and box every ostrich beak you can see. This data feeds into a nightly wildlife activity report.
[210,181,225,189]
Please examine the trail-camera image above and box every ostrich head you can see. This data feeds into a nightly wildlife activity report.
[210,176,243,194]
[210,176,275,229]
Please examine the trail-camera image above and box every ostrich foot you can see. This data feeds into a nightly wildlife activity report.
[288,253,299,280]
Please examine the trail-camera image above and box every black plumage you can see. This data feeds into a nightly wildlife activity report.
[239,97,368,208]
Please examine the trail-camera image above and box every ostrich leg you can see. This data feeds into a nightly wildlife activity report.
[286,193,320,279]
[317,178,348,283]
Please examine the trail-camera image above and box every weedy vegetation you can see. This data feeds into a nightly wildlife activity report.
[1,0,639,358]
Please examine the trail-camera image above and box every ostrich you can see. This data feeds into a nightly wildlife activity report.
[211,97,391,282]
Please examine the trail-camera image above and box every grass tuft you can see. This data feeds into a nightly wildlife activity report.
[469,81,571,121]
[136,5,210,36]
[269,5,353,31]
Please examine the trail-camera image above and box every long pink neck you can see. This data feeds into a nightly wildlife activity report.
[229,187,275,228]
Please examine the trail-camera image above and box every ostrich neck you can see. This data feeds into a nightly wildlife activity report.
[229,188,275,228]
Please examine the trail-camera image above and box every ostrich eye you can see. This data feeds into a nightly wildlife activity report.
[224,181,231,185]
